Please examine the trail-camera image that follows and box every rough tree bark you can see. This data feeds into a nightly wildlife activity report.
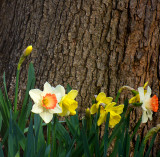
[0,0,160,156]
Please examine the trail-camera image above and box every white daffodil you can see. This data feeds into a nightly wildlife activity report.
[138,86,158,123]
[29,82,65,123]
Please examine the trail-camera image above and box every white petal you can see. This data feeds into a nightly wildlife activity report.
[39,111,53,123]
[29,89,42,104]
[49,104,62,114]
[138,87,144,102]
[55,85,65,96]
[31,104,43,113]
[142,111,148,123]
[43,82,54,96]
[147,109,153,121]
[142,104,147,111]
[52,85,65,102]
[146,86,151,97]
[144,93,151,100]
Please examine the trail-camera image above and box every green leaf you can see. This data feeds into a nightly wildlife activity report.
[56,119,72,147]
[51,116,57,157]
[100,117,124,156]
[67,84,72,94]
[125,129,130,157]
[0,89,9,126]
[134,135,140,157]
[12,121,26,150]
[157,150,160,157]
[19,63,35,130]
[81,125,91,157]
[0,112,2,131]
[132,103,142,107]
[36,143,46,157]
[0,143,4,157]
[8,111,17,157]
[94,127,100,157]
[104,112,110,157]
[131,118,142,140]
[34,114,41,153]
[24,118,35,157]
[66,139,76,157]
[115,91,120,103]
[14,70,20,115]
[145,133,157,157]
[71,131,95,157]
[3,72,11,109]
[137,139,145,157]
[44,145,50,156]
[65,117,79,139]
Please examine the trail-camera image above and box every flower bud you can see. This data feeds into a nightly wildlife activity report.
[23,45,33,56]
[85,108,91,119]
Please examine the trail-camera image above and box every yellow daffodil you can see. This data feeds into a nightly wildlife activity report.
[138,86,158,123]
[59,90,78,116]
[29,82,64,123]
[97,102,124,128]
[90,92,113,114]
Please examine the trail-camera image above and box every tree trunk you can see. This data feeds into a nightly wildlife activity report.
[0,0,160,156]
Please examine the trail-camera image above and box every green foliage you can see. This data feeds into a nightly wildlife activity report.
[0,62,159,157]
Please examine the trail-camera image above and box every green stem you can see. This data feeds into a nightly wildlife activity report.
[115,91,120,103]
[14,70,20,114]
[47,123,51,146]
[52,115,57,157]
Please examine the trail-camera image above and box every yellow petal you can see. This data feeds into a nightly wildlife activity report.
[97,107,107,126]
[129,94,140,104]
[67,90,78,100]
[111,104,124,115]
[96,101,103,110]
[90,103,98,114]
[24,45,33,56]
[63,98,78,114]
[59,105,70,116]
[70,110,76,115]
[103,97,113,105]
[96,92,107,102]
[105,102,116,109]
[109,111,121,128]
[143,82,148,89]
[96,93,113,105]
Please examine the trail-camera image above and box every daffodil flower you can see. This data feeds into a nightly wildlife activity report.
[97,102,124,128]
[29,82,65,123]
[129,82,148,104]
[138,86,158,123]
[90,92,113,114]
[59,90,78,116]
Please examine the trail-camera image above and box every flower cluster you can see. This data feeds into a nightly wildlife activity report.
[29,82,78,123]
[90,92,124,128]
[29,81,159,127]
